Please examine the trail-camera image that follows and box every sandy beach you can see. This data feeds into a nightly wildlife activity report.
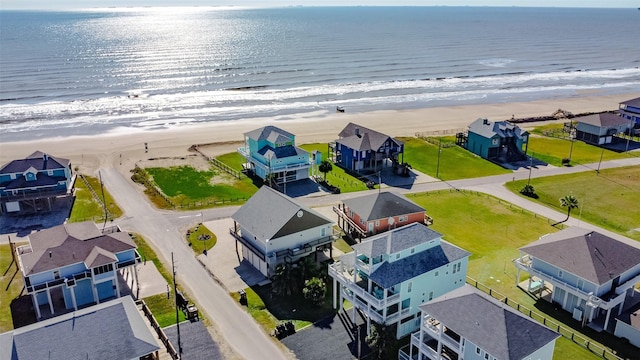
[1,92,638,175]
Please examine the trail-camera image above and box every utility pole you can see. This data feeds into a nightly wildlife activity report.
[527,155,533,186]
[172,252,182,356]
[567,122,575,163]
[597,147,604,174]
[435,139,442,178]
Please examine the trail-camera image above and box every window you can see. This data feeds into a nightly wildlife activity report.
[476,346,481,355]
[453,264,457,274]
[53,270,60,279]
[558,270,564,278]
[457,263,461,272]
[349,210,353,218]
[429,291,433,301]
[435,271,439,277]
[94,263,114,275]
[410,248,415,254]
[485,353,489,360]
[48,170,53,176]
[492,138,499,145]
[577,279,584,290]
[399,215,408,222]
[396,253,400,260]
[375,220,380,227]
[407,282,412,293]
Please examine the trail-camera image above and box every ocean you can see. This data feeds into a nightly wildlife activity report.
[1,6,639,141]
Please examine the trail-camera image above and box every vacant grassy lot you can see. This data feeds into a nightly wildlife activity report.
[145,166,256,207]
[69,175,123,222]
[400,137,510,180]
[506,166,640,241]
[527,135,633,167]
[298,144,370,193]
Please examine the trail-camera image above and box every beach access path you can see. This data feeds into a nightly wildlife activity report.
[98,155,639,360]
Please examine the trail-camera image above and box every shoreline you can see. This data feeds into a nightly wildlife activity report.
[1,92,637,176]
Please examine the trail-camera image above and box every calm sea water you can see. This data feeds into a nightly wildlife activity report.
[1,7,639,141]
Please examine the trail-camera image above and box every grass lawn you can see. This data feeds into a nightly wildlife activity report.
[400,137,510,180]
[299,144,371,193]
[145,166,257,208]
[186,223,217,255]
[69,175,123,222]
[406,189,637,359]
[505,166,640,241]
[0,243,28,332]
[215,152,245,172]
[131,234,189,327]
[527,135,633,167]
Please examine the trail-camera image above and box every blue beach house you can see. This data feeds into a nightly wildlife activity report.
[0,151,73,215]
[460,118,528,162]
[15,221,140,319]
[328,222,471,339]
[238,126,311,185]
[329,123,404,173]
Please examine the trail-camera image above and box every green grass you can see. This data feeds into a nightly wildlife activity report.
[505,166,640,241]
[229,287,279,332]
[69,175,123,222]
[333,236,354,254]
[401,137,510,180]
[527,135,633,167]
[145,166,257,207]
[215,152,246,172]
[0,243,28,332]
[186,223,217,255]
[131,234,190,327]
[298,144,370,193]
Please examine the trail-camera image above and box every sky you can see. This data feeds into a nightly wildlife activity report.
[1,0,637,10]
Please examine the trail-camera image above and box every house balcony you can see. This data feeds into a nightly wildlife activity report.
[421,318,461,353]
[0,187,68,202]
[514,255,610,309]
[329,261,401,311]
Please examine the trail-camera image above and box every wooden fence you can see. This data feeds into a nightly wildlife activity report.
[78,174,112,219]
[466,277,623,360]
[190,145,243,179]
[137,299,179,360]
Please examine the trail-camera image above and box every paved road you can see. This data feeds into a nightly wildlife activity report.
[98,155,639,359]
[100,168,290,360]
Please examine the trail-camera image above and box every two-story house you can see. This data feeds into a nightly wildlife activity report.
[238,126,312,185]
[399,285,559,360]
[329,123,404,173]
[514,227,640,332]
[0,296,160,360]
[333,191,430,241]
[458,118,528,162]
[328,222,471,339]
[0,151,73,215]
[16,221,140,319]
[230,186,337,278]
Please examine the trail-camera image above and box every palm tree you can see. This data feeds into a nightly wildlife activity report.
[319,160,333,181]
[560,194,579,223]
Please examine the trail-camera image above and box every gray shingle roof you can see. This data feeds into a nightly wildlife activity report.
[0,151,69,174]
[620,97,640,108]
[336,122,403,152]
[352,222,443,258]
[342,191,425,221]
[3,173,60,189]
[420,285,559,360]
[244,126,295,142]
[467,118,528,140]
[575,113,629,128]
[0,296,160,360]
[520,227,640,285]
[232,186,332,240]
[19,222,136,276]
[369,240,470,288]
[258,144,307,160]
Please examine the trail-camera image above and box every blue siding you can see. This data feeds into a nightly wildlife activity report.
[96,280,115,301]
[74,278,95,306]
